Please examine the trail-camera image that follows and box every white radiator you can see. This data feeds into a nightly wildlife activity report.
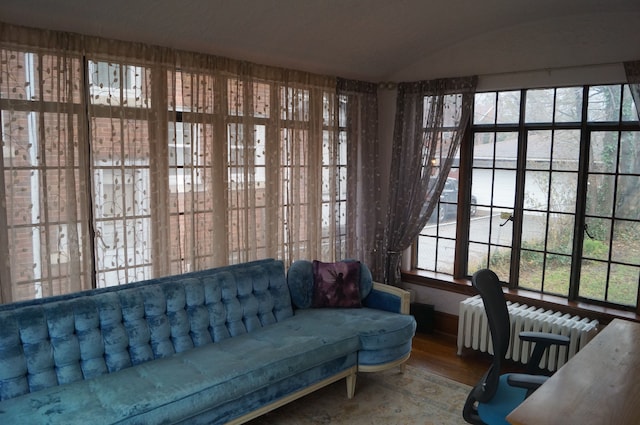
[457,295,599,371]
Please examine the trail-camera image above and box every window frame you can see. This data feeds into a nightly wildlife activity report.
[413,82,640,314]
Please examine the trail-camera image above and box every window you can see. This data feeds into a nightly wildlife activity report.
[169,121,204,193]
[0,50,90,299]
[94,165,151,286]
[2,37,357,304]
[88,58,153,287]
[416,84,640,312]
[416,93,468,275]
[321,94,348,257]
[88,61,144,105]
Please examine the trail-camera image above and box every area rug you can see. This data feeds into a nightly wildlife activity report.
[247,365,471,425]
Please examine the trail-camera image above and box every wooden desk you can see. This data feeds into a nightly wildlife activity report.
[507,318,640,425]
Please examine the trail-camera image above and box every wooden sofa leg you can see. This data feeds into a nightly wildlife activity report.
[346,371,357,399]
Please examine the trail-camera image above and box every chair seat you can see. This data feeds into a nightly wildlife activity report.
[477,374,528,425]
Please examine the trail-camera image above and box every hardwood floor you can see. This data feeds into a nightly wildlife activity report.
[407,331,527,387]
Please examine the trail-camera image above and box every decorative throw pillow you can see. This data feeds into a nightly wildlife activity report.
[312,260,362,308]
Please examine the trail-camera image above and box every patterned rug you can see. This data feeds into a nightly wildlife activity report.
[247,365,471,425]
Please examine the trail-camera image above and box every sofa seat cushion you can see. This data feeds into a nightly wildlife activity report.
[0,317,360,425]
[292,308,416,366]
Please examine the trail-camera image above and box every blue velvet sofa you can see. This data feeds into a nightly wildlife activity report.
[0,258,415,424]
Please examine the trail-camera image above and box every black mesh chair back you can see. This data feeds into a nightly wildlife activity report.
[470,269,509,402]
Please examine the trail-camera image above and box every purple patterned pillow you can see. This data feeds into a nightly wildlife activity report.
[312,260,362,308]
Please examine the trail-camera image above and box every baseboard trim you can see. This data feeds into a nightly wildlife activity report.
[433,310,458,338]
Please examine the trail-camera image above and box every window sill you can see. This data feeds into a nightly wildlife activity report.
[402,269,640,326]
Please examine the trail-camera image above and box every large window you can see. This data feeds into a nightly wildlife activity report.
[89,59,154,287]
[0,36,361,303]
[416,84,640,311]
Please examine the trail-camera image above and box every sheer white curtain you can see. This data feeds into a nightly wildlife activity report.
[0,27,92,302]
[0,23,378,303]
[381,77,477,285]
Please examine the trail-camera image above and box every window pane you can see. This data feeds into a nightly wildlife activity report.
[521,213,547,253]
[589,132,618,173]
[441,94,464,127]
[496,90,521,124]
[474,92,497,124]
[524,171,549,211]
[489,246,512,282]
[519,249,544,291]
[552,130,580,171]
[435,238,456,274]
[88,61,148,108]
[547,213,574,255]
[608,264,639,306]
[616,176,640,219]
[554,87,583,123]
[618,131,640,174]
[582,218,611,261]
[473,133,495,167]
[588,85,621,122]
[550,173,577,214]
[253,82,271,118]
[525,89,554,123]
[418,236,437,271]
[586,174,615,217]
[468,208,490,244]
[611,221,640,265]
[495,133,518,169]
[468,242,488,272]
[543,254,571,296]
[281,86,309,121]
[228,79,244,116]
[579,259,608,300]
[526,130,552,170]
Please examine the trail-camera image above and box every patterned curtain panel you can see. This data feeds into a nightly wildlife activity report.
[382,77,477,285]
[624,60,640,120]
[0,23,377,303]
[0,30,92,302]
[337,79,381,275]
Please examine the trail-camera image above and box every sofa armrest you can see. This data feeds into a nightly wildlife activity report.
[362,282,411,314]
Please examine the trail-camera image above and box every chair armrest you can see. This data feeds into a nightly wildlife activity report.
[362,282,411,314]
[507,373,548,397]
[519,331,570,374]
[519,331,570,346]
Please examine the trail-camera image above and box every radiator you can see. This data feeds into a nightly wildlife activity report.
[457,295,599,371]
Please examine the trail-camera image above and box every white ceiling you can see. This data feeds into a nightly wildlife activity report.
[2,0,640,82]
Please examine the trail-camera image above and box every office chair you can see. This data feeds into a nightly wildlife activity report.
[462,269,570,425]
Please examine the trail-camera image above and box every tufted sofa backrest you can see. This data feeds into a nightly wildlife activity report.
[0,259,293,401]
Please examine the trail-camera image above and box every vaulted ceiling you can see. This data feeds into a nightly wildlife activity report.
[2,0,640,82]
